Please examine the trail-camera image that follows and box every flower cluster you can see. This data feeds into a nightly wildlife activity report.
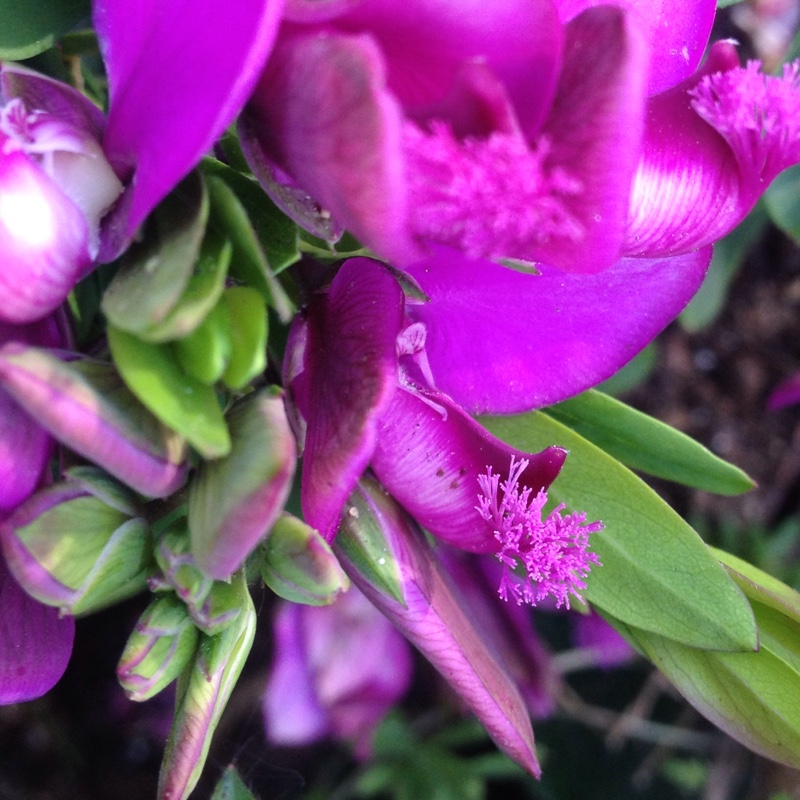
[1,0,800,797]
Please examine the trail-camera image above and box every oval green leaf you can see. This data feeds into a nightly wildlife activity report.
[0,0,89,59]
[545,390,754,495]
[482,412,756,651]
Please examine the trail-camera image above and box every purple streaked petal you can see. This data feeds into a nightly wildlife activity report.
[288,258,404,540]
[768,371,800,410]
[554,0,716,95]
[625,43,800,257]
[572,610,634,669]
[337,482,541,776]
[95,0,285,250]
[0,149,91,323]
[371,388,566,552]
[443,552,559,718]
[0,555,74,704]
[245,32,420,264]
[404,246,711,414]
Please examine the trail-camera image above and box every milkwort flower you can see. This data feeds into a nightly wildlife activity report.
[242,0,800,274]
[0,0,286,705]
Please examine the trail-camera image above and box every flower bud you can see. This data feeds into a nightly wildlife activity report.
[158,571,255,800]
[189,387,296,579]
[117,594,199,701]
[1,469,150,615]
[259,514,349,606]
[153,523,241,635]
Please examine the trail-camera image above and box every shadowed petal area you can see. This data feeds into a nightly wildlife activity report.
[96,0,284,248]
[626,42,800,256]
[289,258,404,540]
[337,480,541,776]
[330,0,563,132]
[404,246,711,414]
[371,388,566,552]
[245,33,419,264]
[0,555,74,704]
[0,149,90,323]
[554,0,717,95]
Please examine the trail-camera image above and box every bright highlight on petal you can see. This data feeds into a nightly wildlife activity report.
[477,457,602,608]
[0,187,56,249]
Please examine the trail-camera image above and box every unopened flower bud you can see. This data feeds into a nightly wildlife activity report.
[189,387,296,579]
[118,594,199,701]
[259,514,349,606]
[1,469,150,615]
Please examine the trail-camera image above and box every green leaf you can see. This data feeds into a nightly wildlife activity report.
[764,165,800,244]
[615,609,800,770]
[481,412,756,651]
[207,167,297,322]
[211,767,259,800]
[173,300,233,385]
[102,172,209,334]
[108,325,231,459]
[544,390,754,495]
[0,0,90,59]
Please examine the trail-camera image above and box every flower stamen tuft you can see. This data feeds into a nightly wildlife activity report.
[476,457,602,608]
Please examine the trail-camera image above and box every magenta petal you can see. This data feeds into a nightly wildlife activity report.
[96,0,284,245]
[554,0,716,95]
[536,6,647,272]
[337,485,541,776]
[290,258,405,540]
[404,246,711,414]
[1,63,105,141]
[263,601,331,746]
[336,0,563,133]
[0,556,74,704]
[768,371,800,410]
[246,32,420,263]
[0,150,90,323]
[371,388,566,552]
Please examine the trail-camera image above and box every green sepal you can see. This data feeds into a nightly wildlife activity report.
[65,465,142,515]
[158,572,256,800]
[173,300,233,384]
[135,226,232,343]
[108,324,231,459]
[544,389,754,495]
[102,171,208,334]
[481,411,756,651]
[117,595,200,701]
[336,477,406,605]
[205,168,296,321]
[10,485,151,616]
[220,287,268,390]
[0,0,90,59]
[211,767,259,800]
[259,514,350,606]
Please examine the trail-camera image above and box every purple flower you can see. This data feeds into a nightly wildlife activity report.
[0,0,284,323]
[263,588,413,757]
[769,371,800,410]
[242,0,800,272]
[0,316,74,704]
